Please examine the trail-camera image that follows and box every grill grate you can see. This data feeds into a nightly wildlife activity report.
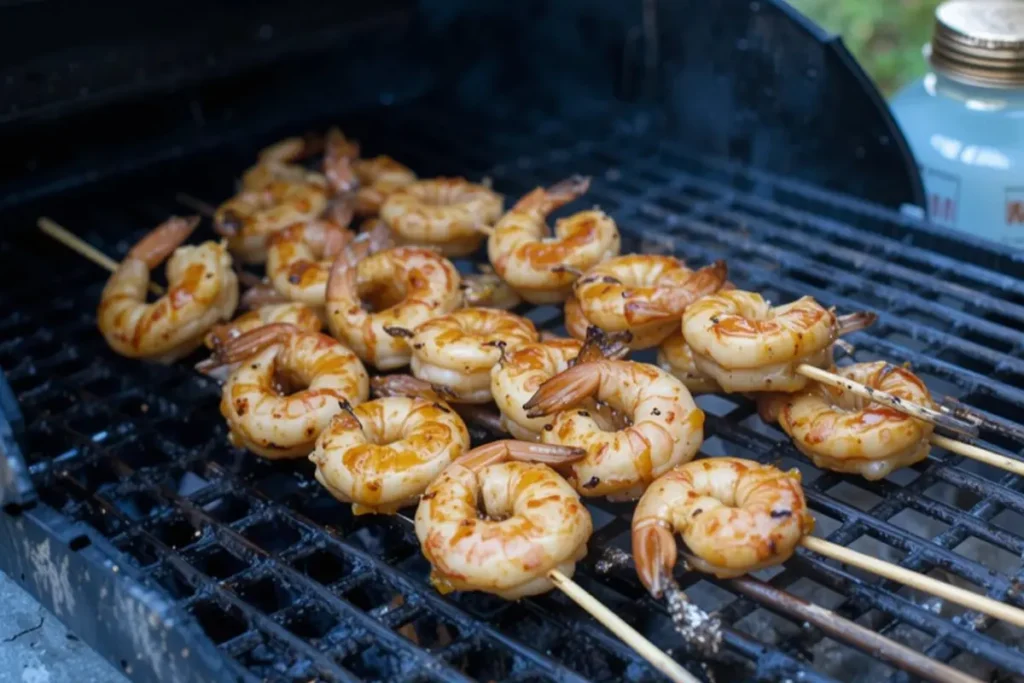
[1,104,1023,682]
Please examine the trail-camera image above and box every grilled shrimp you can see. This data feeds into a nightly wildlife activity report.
[322,127,360,194]
[632,458,814,591]
[682,290,876,393]
[383,308,539,403]
[208,323,369,459]
[266,220,352,308]
[460,267,522,310]
[571,255,728,349]
[325,246,463,370]
[204,302,322,350]
[241,134,326,191]
[214,178,331,264]
[380,178,503,257]
[97,217,239,363]
[415,440,592,599]
[656,331,722,394]
[488,176,620,304]
[758,362,935,480]
[490,335,629,441]
[311,397,470,515]
[353,155,417,216]
[524,359,704,500]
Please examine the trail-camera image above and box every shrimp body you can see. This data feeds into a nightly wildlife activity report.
[524,360,704,500]
[326,246,463,370]
[460,268,522,310]
[311,397,470,515]
[564,295,672,349]
[490,338,622,441]
[415,441,592,599]
[242,135,326,191]
[408,308,538,403]
[204,303,322,351]
[218,325,369,459]
[682,290,843,393]
[572,256,727,349]
[759,362,935,480]
[632,458,814,592]
[353,155,417,216]
[266,221,352,308]
[488,177,620,304]
[656,331,722,394]
[380,178,503,257]
[215,179,330,264]
[98,217,239,363]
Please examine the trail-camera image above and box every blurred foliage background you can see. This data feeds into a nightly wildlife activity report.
[789,0,941,96]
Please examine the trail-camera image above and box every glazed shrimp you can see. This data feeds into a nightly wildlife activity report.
[325,246,463,370]
[490,335,629,441]
[488,176,620,304]
[460,266,523,310]
[214,178,331,264]
[682,290,876,393]
[382,308,539,403]
[97,216,239,363]
[311,397,470,515]
[353,155,417,216]
[632,458,814,592]
[204,302,322,350]
[571,255,728,349]
[415,440,592,599]
[207,323,369,459]
[524,359,704,500]
[380,178,503,257]
[266,220,353,308]
[656,331,722,394]
[758,362,935,480]
[242,134,326,191]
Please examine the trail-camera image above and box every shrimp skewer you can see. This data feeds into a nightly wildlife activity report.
[525,359,704,500]
[488,176,620,304]
[202,323,369,459]
[311,397,471,515]
[97,216,239,363]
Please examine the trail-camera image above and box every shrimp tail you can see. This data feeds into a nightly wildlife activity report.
[453,404,507,435]
[239,282,289,310]
[127,215,200,268]
[523,362,601,418]
[574,327,631,365]
[514,175,591,214]
[836,311,877,337]
[325,196,357,231]
[455,440,586,471]
[324,127,361,194]
[624,260,728,325]
[196,322,295,373]
[632,519,678,598]
[352,219,395,259]
[326,248,359,304]
[371,375,458,403]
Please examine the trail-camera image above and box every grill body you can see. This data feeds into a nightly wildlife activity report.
[2,2,1023,683]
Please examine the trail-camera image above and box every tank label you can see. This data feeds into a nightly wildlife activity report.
[922,167,960,228]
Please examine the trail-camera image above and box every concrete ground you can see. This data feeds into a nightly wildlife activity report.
[0,572,128,683]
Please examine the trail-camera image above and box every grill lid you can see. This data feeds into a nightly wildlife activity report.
[929,0,1024,87]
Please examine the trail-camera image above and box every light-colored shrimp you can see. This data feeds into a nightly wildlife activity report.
[97,217,239,363]
[241,134,326,191]
[758,362,935,480]
[214,179,331,264]
[488,176,620,304]
[632,458,815,592]
[524,359,704,500]
[415,440,592,600]
[266,220,353,308]
[204,302,323,350]
[656,331,722,394]
[460,267,523,310]
[325,246,463,370]
[211,323,369,459]
[322,127,360,194]
[353,155,417,216]
[380,178,503,257]
[311,397,470,515]
[571,256,728,349]
[490,336,629,441]
[405,308,538,403]
[682,290,876,393]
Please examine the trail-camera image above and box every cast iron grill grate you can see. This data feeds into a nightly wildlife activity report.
[1,105,1023,682]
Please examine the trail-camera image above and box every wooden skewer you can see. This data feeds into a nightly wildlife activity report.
[801,536,1024,628]
[796,364,977,436]
[175,192,217,217]
[929,434,1024,478]
[38,217,165,296]
[547,569,699,683]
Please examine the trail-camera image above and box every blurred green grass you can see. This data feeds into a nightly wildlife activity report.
[789,0,941,96]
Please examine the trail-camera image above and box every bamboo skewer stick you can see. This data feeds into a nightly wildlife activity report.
[801,536,1024,628]
[547,569,699,683]
[175,192,217,217]
[728,577,981,683]
[796,364,977,436]
[38,217,165,295]
[796,364,1024,477]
